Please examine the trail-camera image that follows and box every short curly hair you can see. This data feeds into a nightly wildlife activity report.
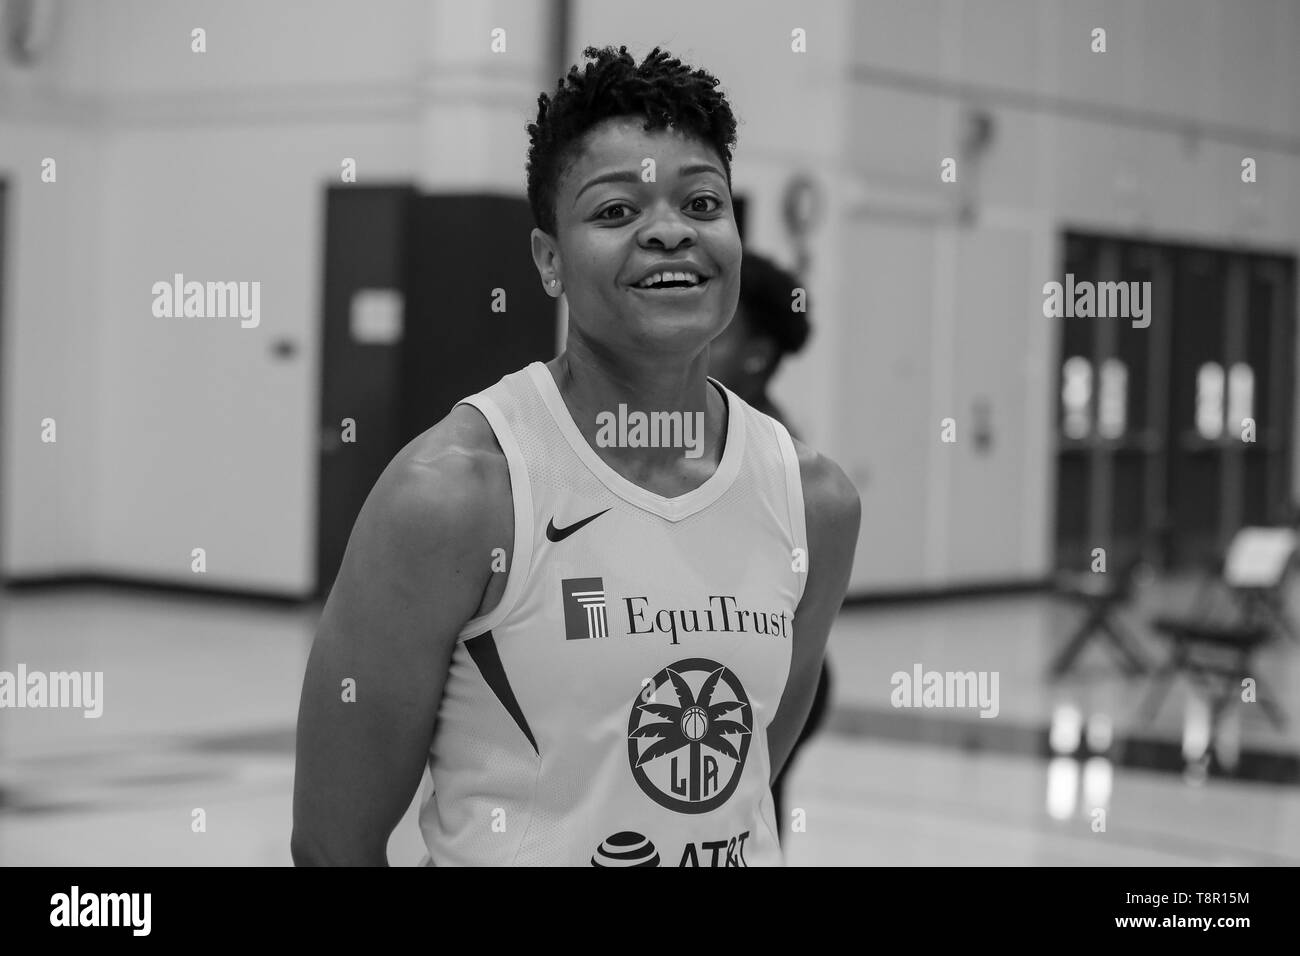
[526,45,739,237]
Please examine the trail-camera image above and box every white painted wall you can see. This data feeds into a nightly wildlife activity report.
[1,0,423,593]
[0,122,103,574]
[0,0,106,575]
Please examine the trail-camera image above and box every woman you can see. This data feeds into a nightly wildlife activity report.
[291,45,860,867]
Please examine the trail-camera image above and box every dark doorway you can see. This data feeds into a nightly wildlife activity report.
[315,187,557,599]
[398,194,558,440]
[1054,232,1296,572]
[315,185,413,599]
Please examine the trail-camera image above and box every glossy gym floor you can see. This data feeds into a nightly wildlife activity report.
[3,571,1296,866]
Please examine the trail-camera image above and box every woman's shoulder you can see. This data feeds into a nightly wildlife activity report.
[373,405,515,560]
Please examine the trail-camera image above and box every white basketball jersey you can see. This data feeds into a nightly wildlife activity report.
[418,361,807,867]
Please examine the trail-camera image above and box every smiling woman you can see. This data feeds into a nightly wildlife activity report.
[532,115,741,357]
[291,44,861,867]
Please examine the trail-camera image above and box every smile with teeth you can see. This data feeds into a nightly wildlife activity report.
[634,271,707,289]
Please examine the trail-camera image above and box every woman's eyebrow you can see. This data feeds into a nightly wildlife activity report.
[574,162,726,205]
[575,170,639,204]
[678,162,725,180]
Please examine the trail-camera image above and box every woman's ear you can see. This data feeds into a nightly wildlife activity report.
[529,227,561,293]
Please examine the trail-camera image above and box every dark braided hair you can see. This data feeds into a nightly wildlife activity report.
[526,45,739,237]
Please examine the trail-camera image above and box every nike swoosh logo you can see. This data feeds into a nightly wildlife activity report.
[546,508,611,542]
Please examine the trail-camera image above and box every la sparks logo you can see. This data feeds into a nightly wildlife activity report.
[627,658,753,814]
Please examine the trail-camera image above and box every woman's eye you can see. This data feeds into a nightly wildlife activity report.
[690,195,722,213]
[597,203,632,220]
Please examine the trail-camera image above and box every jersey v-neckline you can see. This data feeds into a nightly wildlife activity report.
[526,361,746,522]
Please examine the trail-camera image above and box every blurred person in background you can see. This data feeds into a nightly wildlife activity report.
[708,250,830,840]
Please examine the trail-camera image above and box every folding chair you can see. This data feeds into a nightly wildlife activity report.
[1140,527,1298,732]
[1049,554,1151,678]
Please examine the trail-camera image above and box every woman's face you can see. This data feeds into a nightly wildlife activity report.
[536,117,742,358]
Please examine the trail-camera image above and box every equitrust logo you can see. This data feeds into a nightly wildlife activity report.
[562,578,610,640]
[560,578,791,645]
